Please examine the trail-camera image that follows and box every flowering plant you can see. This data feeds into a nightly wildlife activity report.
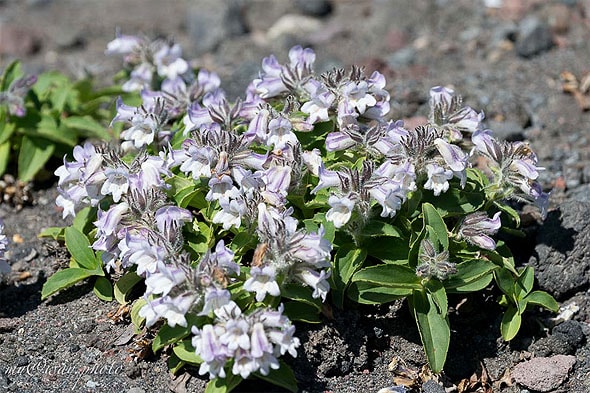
[0,219,9,276]
[41,35,558,391]
[0,61,128,183]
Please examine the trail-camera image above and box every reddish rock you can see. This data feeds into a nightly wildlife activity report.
[0,24,42,57]
[512,355,576,392]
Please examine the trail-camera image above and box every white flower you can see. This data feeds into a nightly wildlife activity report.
[424,163,453,196]
[325,195,355,228]
[243,266,281,302]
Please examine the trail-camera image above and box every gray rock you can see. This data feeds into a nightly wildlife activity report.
[515,16,554,58]
[295,0,332,17]
[529,200,590,299]
[421,379,445,393]
[386,47,416,68]
[242,0,292,31]
[487,120,525,142]
[567,184,590,203]
[187,0,246,55]
[126,388,145,393]
[0,370,8,389]
[512,355,576,392]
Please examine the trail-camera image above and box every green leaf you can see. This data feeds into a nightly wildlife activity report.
[410,289,450,373]
[363,236,410,264]
[281,283,322,310]
[130,298,147,331]
[0,141,11,177]
[0,114,16,145]
[93,276,114,301]
[41,267,98,299]
[494,268,516,300]
[352,264,421,290]
[283,301,322,323]
[65,226,100,272]
[422,185,485,217]
[482,244,517,275]
[347,281,411,304]
[495,202,521,227]
[205,374,242,393]
[37,226,66,241]
[331,247,367,308]
[525,291,559,312]
[424,280,448,317]
[444,259,496,293]
[360,220,403,238]
[167,353,185,375]
[515,266,535,299]
[114,271,143,304]
[72,206,96,233]
[500,306,521,341]
[172,339,203,365]
[0,61,22,91]
[254,360,298,393]
[28,114,77,146]
[17,135,55,182]
[422,203,449,250]
[61,115,111,140]
[153,315,203,352]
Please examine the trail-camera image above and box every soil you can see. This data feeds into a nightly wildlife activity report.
[1,0,590,392]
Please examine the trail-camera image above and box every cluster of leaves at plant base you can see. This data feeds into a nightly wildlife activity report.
[0,61,128,182]
[39,38,560,393]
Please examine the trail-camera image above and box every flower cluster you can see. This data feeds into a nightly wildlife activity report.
[191,302,299,379]
[52,38,553,387]
[0,219,9,275]
[0,74,36,117]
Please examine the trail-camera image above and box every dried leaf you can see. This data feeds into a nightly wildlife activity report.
[169,371,191,393]
[112,324,136,346]
[17,271,32,281]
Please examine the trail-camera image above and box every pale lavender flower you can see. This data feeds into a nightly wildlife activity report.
[458,211,502,250]
[190,302,299,380]
[162,294,196,327]
[301,80,336,124]
[325,195,355,228]
[207,174,240,203]
[192,324,229,378]
[243,266,281,302]
[179,139,215,179]
[424,163,453,196]
[101,166,130,202]
[0,74,37,117]
[0,219,10,275]
[253,46,315,98]
[212,199,246,230]
[138,296,169,328]
[429,86,484,140]
[117,228,167,275]
[113,96,170,152]
[154,42,189,80]
[199,288,232,316]
[155,205,192,243]
[105,32,141,56]
[267,116,298,150]
[145,262,187,296]
[434,138,467,172]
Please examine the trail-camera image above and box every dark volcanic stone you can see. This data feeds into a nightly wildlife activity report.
[422,379,445,393]
[553,320,585,347]
[515,16,554,58]
[529,200,590,299]
[295,0,332,17]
